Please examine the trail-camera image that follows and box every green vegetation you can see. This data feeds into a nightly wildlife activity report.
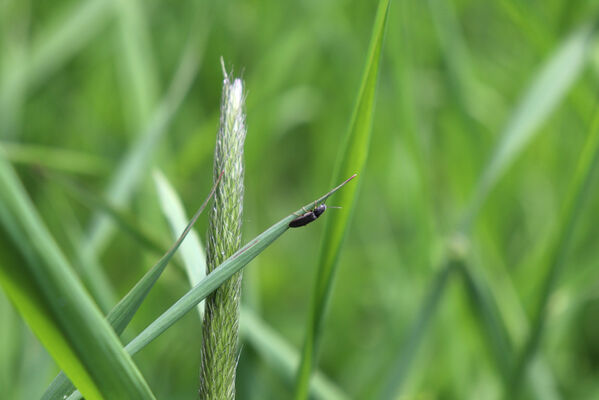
[1,0,599,399]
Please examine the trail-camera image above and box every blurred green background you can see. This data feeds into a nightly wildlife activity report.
[1,0,599,398]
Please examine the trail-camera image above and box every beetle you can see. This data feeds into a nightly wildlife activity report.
[289,202,340,228]
[288,173,356,228]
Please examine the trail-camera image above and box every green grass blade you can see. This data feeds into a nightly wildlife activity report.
[294,1,390,398]
[154,170,207,314]
[0,153,154,399]
[466,24,597,224]
[510,105,599,395]
[457,261,513,383]
[40,173,221,400]
[153,171,350,400]
[57,175,356,400]
[124,176,356,358]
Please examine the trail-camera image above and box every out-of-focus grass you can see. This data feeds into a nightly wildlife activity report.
[2,0,599,399]
[294,1,388,398]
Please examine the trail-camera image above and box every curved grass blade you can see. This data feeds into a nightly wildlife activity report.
[457,261,513,382]
[294,1,390,398]
[64,175,355,400]
[154,170,207,315]
[124,175,356,354]
[41,173,222,400]
[0,152,154,400]
[510,105,599,396]
[465,23,597,225]
[154,171,350,400]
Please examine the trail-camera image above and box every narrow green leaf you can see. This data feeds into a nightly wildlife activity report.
[154,170,207,314]
[41,172,221,400]
[154,171,350,400]
[0,152,154,400]
[294,1,390,398]
[510,105,599,396]
[466,24,597,224]
[64,175,355,400]
[125,176,356,358]
[457,261,513,382]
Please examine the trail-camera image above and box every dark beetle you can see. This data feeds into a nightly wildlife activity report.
[289,203,340,228]
[288,174,354,228]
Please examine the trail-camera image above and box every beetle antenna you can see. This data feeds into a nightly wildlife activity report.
[327,206,342,209]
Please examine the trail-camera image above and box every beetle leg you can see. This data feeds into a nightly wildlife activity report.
[294,207,309,217]
[294,201,318,217]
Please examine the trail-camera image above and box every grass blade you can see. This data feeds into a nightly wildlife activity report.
[154,171,350,400]
[510,105,599,396]
[125,176,356,357]
[65,175,355,399]
[154,170,207,314]
[0,152,154,399]
[40,172,221,400]
[457,261,513,382]
[466,23,597,224]
[294,1,390,398]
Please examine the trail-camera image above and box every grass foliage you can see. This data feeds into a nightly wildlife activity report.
[1,0,599,399]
